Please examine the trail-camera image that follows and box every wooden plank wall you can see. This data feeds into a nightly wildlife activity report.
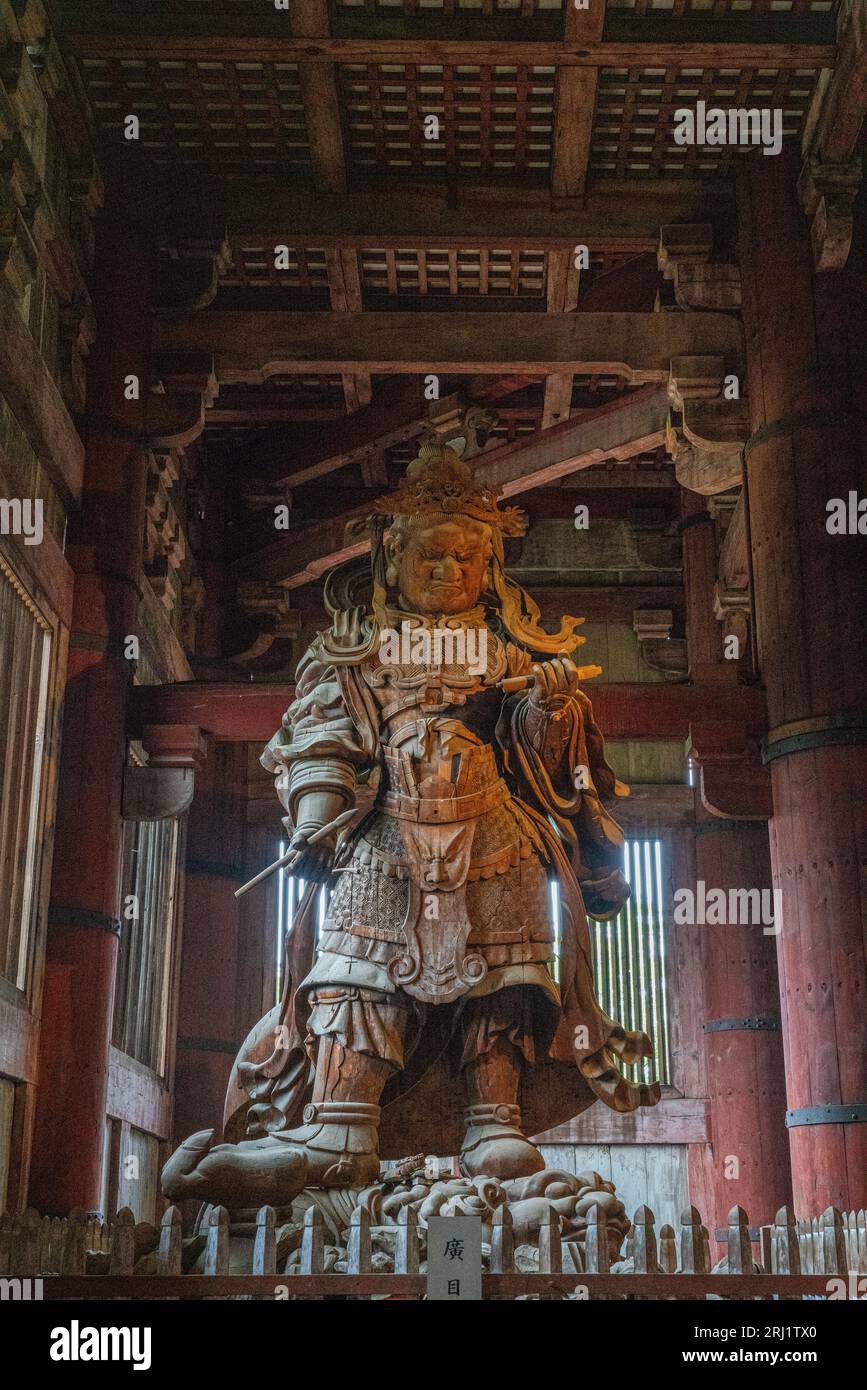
[539,1142,690,1238]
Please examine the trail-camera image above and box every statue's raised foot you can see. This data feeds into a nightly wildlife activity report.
[161,1128,309,1208]
[161,1103,381,1209]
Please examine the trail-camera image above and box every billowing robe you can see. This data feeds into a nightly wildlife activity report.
[224,606,659,1157]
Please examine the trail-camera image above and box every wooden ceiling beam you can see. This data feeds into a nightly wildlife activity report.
[155,309,742,383]
[127,679,768,745]
[63,36,835,70]
[276,384,463,489]
[110,170,735,246]
[551,1,605,204]
[290,2,348,197]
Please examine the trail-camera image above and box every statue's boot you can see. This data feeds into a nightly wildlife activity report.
[272,1100,382,1188]
[460,1102,545,1180]
[460,1002,545,1179]
[162,1028,393,1206]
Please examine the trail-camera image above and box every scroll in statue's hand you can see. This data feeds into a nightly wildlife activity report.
[528,657,582,709]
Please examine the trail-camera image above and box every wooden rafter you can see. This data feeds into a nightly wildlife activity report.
[551,0,605,203]
[290,2,347,196]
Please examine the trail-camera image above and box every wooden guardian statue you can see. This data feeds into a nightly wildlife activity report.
[163,438,659,1208]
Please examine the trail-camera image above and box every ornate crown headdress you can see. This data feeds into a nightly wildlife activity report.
[371,435,527,537]
[348,433,585,658]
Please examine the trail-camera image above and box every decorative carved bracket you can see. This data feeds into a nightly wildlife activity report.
[149,353,219,452]
[156,236,233,311]
[667,356,748,496]
[633,608,688,682]
[122,723,207,821]
[228,583,303,664]
[657,224,741,311]
[687,719,772,821]
[797,156,862,272]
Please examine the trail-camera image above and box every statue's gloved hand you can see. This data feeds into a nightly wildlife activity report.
[283,823,336,881]
[528,656,581,709]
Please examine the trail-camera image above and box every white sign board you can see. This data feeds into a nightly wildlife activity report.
[426,1215,483,1301]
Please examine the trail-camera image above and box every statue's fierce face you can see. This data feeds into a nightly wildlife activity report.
[390,518,490,616]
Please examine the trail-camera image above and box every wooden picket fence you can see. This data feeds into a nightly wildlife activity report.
[1,1201,864,1299]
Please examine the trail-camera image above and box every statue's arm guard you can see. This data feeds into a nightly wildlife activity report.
[261,637,373,829]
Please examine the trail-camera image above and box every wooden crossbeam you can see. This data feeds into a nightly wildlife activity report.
[275,381,460,488]
[155,309,742,382]
[63,36,835,70]
[102,171,735,246]
[127,679,769,746]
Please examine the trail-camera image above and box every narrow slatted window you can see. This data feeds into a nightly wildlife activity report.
[275,849,328,1007]
[586,837,672,1085]
[0,557,53,991]
[113,818,180,1074]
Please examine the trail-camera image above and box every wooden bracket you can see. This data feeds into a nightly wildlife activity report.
[667,355,748,495]
[658,225,741,310]
[797,155,862,272]
[156,237,233,312]
[122,723,207,821]
[687,719,772,821]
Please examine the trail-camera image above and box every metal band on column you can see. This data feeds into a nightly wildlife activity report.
[785,1104,867,1128]
[762,712,867,764]
[703,1016,780,1034]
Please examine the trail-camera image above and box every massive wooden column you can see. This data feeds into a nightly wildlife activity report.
[738,154,867,1214]
[29,219,152,1214]
[172,742,248,1147]
[694,815,791,1249]
[680,473,790,1240]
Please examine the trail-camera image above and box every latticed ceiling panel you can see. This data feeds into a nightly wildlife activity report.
[77,51,827,185]
[609,1,833,14]
[333,1,565,13]
[77,57,313,176]
[333,0,832,14]
[358,246,547,296]
[338,63,556,180]
[357,247,643,297]
[222,242,331,291]
[592,64,819,176]
[210,244,644,302]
